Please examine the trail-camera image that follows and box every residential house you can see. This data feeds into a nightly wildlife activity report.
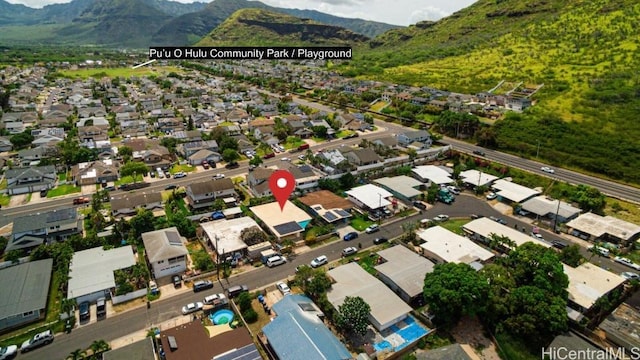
[187,149,221,166]
[254,126,274,140]
[3,120,24,134]
[78,125,109,148]
[185,178,235,209]
[177,140,219,158]
[306,119,335,136]
[77,106,107,118]
[345,148,382,166]
[71,159,119,186]
[320,149,348,167]
[5,165,56,195]
[110,192,163,217]
[286,164,321,194]
[119,120,148,137]
[397,130,432,147]
[506,96,532,112]
[246,167,275,197]
[372,136,398,149]
[225,109,250,123]
[156,117,184,133]
[141,227,188,278]
[17,146,51,166]
[76,116,109,127]
[221,124,242,136]
[0,259,53,331]
[7,208,82,251]
[0,137,12,152]
[173,130,202,142]
[138,146,173,170]
[248,117,275,132]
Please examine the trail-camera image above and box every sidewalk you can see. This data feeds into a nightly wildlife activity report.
[110,313,193,349]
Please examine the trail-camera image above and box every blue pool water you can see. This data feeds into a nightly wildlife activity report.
[373,315,430,352]
[299,220,311,229]
[209,309,234,325]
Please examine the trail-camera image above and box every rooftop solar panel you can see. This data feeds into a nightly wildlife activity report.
[166,230,183,245]
[323,211,338,222]
[214,343,261,360]
[335,209,351,217]
[273,221,303,236]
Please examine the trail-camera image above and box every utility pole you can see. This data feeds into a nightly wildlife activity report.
[536,140,541,159]
[553,191,561,233]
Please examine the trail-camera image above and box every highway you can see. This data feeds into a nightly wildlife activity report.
[18,194,632,360]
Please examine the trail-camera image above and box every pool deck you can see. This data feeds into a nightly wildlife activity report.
[373,315,432,354]
[205,324,234,338]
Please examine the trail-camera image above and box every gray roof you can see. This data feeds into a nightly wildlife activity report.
[110,192,162,211]
[416,344,475,360]
[5,165,55,180]
[375,246,434,299]
[400,130,430,141]
[12,208,77,234]
[0,259,53,320]
[103,337,155,360]
[141,227,188,263]
[521,196,581,219]
[188,178,234,196]
[546,332,603,355]
[67,246,136,299]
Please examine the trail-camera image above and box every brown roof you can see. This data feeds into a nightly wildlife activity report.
[251,167,274,182]
[249,117,275,127]
[299,190,354,210]
[111,192,162,211]
[353,148,382,163]
[188,178,234,196]
[160,320,255,360]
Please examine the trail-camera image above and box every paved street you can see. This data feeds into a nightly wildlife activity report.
[18,193,630,360]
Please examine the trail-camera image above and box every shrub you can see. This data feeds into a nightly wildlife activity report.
[242,308,258,323]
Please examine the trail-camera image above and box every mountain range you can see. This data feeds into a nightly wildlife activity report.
[0,0,398,47]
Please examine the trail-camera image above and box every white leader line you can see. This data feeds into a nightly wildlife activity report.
[132,59,157,69]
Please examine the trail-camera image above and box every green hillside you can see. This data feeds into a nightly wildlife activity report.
[196,8,369,47]
[345,0,640,184]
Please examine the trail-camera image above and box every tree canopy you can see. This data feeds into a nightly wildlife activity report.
[337,296,371,336]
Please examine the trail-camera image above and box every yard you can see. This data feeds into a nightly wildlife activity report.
[115,174,144,186]
[494,332,539,360]
[335,130,356,138]
[246,298,275,337]
[0,178,7,190]
[170,164,196,174]
[283,136,304,150]
[350,214,374,231]
[47,184,81,198]
[0,194,9,206]
[438,219,471,235]
[369,100,390,112]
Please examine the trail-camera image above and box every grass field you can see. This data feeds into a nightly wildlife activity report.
[56,66,183,79]
[115,174,144,186]
[47,184,81,198]
[170,164,196,174]
[439,219,471,235]
[350,215,374,231]
[0,194,9,207]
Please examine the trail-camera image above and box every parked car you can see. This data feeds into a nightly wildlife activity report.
[213,173,225,180]
[551,240,568,249]
[342,247,358,257]
[227,284,249,298]
[365,224,379,234]
[413,201,427,210]
[276,282,291,295]
[263,153,275,159]
[181,302,204,315]
[203,293,228,306]
[207,159,217,168]
[588,246,610,257]
[172,275,182,288]
[211,211,225,220]
[79,301,90,322]
[470,214,482,219]
[165,185,177,190]
[225,162,239,169]
[473,150,486,156]
[614,256,640,271]
[193,280,214,293]
[202,161,210,169]
[96,297,106,320]
[373,237,388,245]
[530,232,544,240]
[280,157,290,162]
[298,154,306,160]
[73,197,90,205]
[486,192,498,200]
[310,255,328,268]
[433,214,449,222]
[541,166,555,174]
[343,232,358,241]
[173,172,187,179]
[20,330,54,353]
[0,344,17,360]
[266,255,287,268]
[447,186,461,195]
[343,133,359,139]
[39,189,48,197]
[149,171,156,178]
[621,272,640,281]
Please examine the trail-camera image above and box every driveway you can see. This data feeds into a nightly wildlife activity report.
[9,194,28,206]
[81,184,96,195]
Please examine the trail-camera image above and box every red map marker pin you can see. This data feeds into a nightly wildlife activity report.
[269,170,296,211]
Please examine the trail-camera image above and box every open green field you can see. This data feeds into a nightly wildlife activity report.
[56,66,183,79]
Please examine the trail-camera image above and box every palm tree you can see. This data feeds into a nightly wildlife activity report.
[67,348,86,360]
[90,339,111,357]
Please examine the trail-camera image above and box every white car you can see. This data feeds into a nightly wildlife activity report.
[486,192,498,200]
[342,247,358,257]
[447,186,461,195]
[433,214,449,222]
[181,302,204,315]
[298,154,306,160]
[276,282,291,295]
[0,345,18,359]
[614,256,640,271]
[310,255,328,268]
[281,157,290,161]
[541,166,555,174]
[621,272,640,281]
[365,224,379,233]
[212,174,225,180]
[530,232,544,240]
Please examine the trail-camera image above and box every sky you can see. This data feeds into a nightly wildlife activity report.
[6,0,478,26]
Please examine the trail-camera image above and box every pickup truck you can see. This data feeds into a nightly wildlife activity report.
[73,197,90,205]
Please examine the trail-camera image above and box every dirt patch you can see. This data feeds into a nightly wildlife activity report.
[299,190,354,210]
[451,316,501,360]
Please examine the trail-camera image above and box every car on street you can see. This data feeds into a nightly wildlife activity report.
[621,272,640,281]
[20,330,54,353]
[374,237,388,245]
[164,185,177,190]
[433,214,449,222]
[551,240,568,249]
[530,232,544,240]
[413,201,427,210]
[343,232,359,241]
[73,197,90,205]
[203,293,228,306]
[473,150,486,156]
[298,154,306,160]
[0,344,18,360]
[486,192,498,200]
[541,166,555,174]
[342,247,358,257]
[173,172,187,179]
[310,255,328,268]
[470,214,482,219]
[225,162,239,169]
[193,280,214,293]
[614,256,640,271]
[227,285,249,298]
[213,173,225,180]
[276,282,291,295]
[181,302,204,315]
[365,224,379,234]
[281,157,290,161]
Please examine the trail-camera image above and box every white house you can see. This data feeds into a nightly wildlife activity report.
[141,227,188,279]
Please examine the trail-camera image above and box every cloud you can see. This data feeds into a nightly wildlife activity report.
[408,6,450,24]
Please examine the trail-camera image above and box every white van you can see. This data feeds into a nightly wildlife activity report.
[266,255,286,268]
[589,246,610,257]
[157,167,164,178]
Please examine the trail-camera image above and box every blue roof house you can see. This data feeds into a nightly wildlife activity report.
[262,294,351,360]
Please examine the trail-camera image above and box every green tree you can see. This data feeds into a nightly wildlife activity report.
[119,161,149,177]
[0,236,7,256]
[219,136,239,152]
[426,183,439,204]
[5,249,24,263]
[339,172,356,190]
[160,137,178,154]
[169,212,196,239]
[480,263,515,328]
[237,292,252,312]
[118,145,133,159]
[312,126,328,138]
[570,185,606,213]
[191,250,214,271]
[89,339,111,356]
[423,262,489,327]
[66,348,86,360]
[249,156,263,167]
[129,209,155,240]
[240,226,268,246]
[559,245,583,267]
[9,130,34,149]
[337,296,371,336]
[318,178,341,193]
[222,149,240,163]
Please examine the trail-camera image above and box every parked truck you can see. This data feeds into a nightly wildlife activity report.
[437,188,455,204]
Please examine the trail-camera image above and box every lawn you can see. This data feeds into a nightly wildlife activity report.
[438,219,471,235]
[56,66,183,79]
[357,252,381,275]
[283,136,304,150]
[170,164,196,174]
[604,197,640,224]
[369,101,390,112]
[57,172,67,182]
[115,174,144,186]
[0,178,7,190]
[350,215,374,231]
[335,130,356,138]
[0,194,9,206]
[46,184,81,198]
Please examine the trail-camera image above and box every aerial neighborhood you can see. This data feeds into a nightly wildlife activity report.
[0,59,639,360]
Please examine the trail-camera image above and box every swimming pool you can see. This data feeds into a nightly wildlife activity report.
[209,309,234,325]
[373,315,430,353]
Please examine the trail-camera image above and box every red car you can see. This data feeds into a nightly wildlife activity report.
[73,197,90,205]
